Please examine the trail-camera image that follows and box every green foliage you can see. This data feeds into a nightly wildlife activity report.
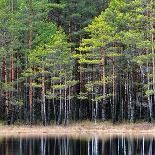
[52,84,66,90]
[66,80,78,86]
[77,92,88,100]
[1,83,14,92]
[145,90,155,97]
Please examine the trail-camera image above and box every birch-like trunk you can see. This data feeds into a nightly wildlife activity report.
[41,63,46,125]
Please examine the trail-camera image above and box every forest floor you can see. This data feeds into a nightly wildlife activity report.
[0,121,155,138]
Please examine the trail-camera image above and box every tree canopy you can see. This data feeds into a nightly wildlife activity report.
[0,0,155,125]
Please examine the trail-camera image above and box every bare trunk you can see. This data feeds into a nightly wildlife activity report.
[28,0,33,125]
[29,78,33,124]
[112,57,116,123]
[57,73,62,125]
[150,0,155,103]
[42,63,46,125]
[52,71,56,124]
[64,75,67,125]
[100,47,106,121]
[67,85,71,124]
[147,0,153,122]
[2,32,9,123]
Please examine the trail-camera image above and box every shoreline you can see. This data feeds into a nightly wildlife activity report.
[0,122,154,138]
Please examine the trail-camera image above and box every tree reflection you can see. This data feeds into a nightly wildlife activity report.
[0,136,154,155]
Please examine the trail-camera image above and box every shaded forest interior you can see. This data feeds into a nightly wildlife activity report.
[0,0,155,125]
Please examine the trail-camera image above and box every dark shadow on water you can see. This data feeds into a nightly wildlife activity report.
[0,135,154,155]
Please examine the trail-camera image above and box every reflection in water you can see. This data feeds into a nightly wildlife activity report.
[0,136,154,155]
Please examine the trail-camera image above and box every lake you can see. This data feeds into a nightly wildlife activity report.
[0,135,154,155]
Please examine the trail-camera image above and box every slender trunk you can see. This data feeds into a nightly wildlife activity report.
[64,74,67,125]
[2,32,9,123]
[67,85,71,124]
[42,63,46,125]
[10,2,14,83]
[112,56,116,123]
[52,72,56,124]
[53,96,56,124]
[149,0,155,100]
[100,47,106,121]
[29,78,33,124]
[28,0,34,125]
[91,86,94,121]
[9,33,14,123]
[146,49,152,121]
[57,72,62,125]
[47,99,50,124]
[10,1,15,123]
[140,65,145,119]
[127,66,130,121]
[146,0,153,122]
[149,0,155,122]
[95,100,98,124]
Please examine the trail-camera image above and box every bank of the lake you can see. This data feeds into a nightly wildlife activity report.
[0,122,154,138]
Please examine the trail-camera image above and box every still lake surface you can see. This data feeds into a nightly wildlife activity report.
[0,135,154,155]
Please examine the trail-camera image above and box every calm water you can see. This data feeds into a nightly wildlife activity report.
[0,135,154,155]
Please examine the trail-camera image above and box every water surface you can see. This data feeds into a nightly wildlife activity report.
[0,135,154,155]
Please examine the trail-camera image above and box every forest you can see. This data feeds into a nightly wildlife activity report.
[0,0,154,126]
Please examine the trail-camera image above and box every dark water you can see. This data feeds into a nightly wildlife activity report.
[0,135,154,155]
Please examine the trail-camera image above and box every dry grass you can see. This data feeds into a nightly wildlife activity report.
[0,121,154,138]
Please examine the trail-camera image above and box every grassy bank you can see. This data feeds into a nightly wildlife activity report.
[0,121,154,138]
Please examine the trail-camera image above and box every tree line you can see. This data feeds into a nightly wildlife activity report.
[0,0,155,125]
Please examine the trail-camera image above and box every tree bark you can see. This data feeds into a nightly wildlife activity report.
[2,31,9,124]
[100,47,106,121]
[41,63,46,125]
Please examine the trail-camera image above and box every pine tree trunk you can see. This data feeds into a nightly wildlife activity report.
[57,75,62,125]
[67,85,71,124]
[29,78,33,124]
[150,0,155,111]
[64,75,67,125]
[146,0,153,122]
[8,33,15,125]
[140,65,145,119]
[52,71,56,124]
[100,47,106,121]
[28,0,34,125]
[9,0,15,125]
[112,57,116,123]
[41,63,46,126]
[2,31,9,124]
